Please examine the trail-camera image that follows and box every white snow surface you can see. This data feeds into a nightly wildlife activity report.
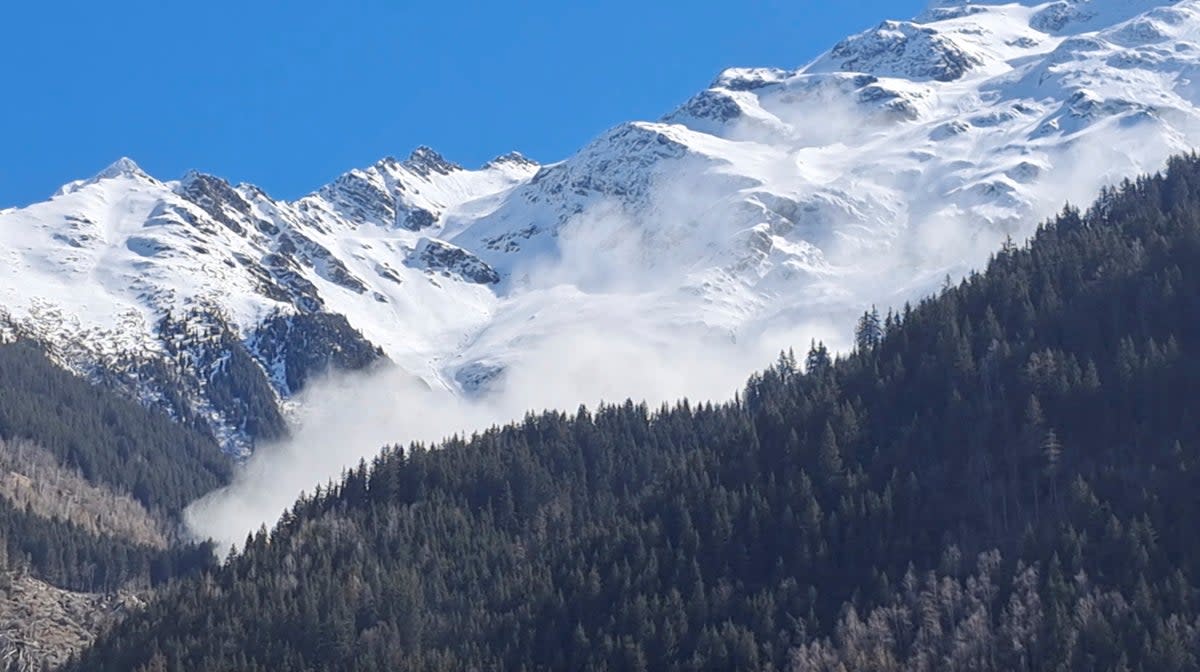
[5,0,1200,447]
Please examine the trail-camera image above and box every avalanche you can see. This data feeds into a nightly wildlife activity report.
[3,0,1200,452]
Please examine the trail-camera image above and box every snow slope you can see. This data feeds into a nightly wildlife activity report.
[4,0,1200,451]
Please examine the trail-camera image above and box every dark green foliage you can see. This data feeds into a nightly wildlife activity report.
[0,340,228,592]
[0,497,216,592]
[853,305,882,353]
[0,340,230,512]
[71,154,1200,670]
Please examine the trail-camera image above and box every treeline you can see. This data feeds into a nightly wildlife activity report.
[0,341,227,594]
[0,340,230,512]
[0,498,214,593]
[69,154,1200,671]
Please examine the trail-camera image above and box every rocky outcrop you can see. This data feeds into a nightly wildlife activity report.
[825,20,982,82]
[409,238,501,285]
[249,312,386,396]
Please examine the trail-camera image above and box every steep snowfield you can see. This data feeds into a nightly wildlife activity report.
[5,0,1200,451]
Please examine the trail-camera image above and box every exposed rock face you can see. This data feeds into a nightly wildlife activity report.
[249,312,386,395]
[825,20,982,81]
[409,239,501,285]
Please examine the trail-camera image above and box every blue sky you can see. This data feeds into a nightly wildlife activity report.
[0,0,925,206]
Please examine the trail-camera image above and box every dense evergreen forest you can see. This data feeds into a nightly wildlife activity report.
[0,341,230,512]
[70,155,1200,671]
[0,341,226,592]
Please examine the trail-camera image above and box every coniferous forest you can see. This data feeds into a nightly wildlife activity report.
[0,341,227,593]
[63,154,1200,670]
[0,341,231,513]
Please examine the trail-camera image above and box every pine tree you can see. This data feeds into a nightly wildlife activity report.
[805,341,831,377]
[1042,429,1062,514]
[854,307,883,353]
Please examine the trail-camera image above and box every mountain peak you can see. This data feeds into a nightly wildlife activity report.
[922,0,1039,9]
[485,151,538,170]
[52,157,154,198]
[179,169,216,187]
[405,146,461,175]
[94,157,147,181]
[919,0,1174,33]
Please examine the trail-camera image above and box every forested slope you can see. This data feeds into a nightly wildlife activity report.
[0,339,234,669]
[0,339,230,595]
[0,340,230,513]
[71,155,1200,671]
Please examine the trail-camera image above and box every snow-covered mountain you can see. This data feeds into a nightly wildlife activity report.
[5,0,1200,452]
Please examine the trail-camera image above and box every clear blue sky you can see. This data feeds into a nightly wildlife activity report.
[0,0,925,207]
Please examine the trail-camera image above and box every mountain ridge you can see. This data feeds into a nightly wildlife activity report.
[4,0,1200,452]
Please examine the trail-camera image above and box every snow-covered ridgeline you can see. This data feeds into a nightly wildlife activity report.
[4,0,1200,450]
